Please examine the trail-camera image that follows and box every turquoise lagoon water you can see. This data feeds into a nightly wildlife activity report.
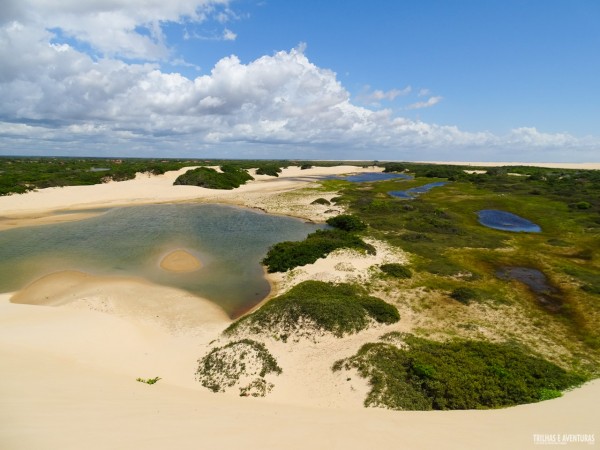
[0,204,322,317]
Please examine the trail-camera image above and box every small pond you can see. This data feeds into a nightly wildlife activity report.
[496,267,563,312]
[478,210,541,233]
[338,172,412,183]
[388,181,447,199]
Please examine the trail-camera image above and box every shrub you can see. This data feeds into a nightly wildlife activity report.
[136,376,161,385]
[450,287,479,304]
[262,229,375,273]
[326,214,367,232]
[380,263,412,279]
[174,166,253,189]
[575,201,592,210]
[225,281,399,338]
[196,339,281,396]
[256,165,282,177]
[300,164,312,170]
[333,336,586,410]
[311,198,331,206]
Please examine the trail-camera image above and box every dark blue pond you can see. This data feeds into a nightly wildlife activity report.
[496,267,562,311]
[389,182,447,199]
[477,210,541,233]
[338,172,412,182]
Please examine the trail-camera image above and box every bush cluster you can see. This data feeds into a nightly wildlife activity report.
[326,214,367,232]
[380,263,412,279]
[226,281,399,338]
[174,165,253,190]
[255,165,283,177]
[196,339,282,396]
[262,229,375,273]
[450,287,479,304]
[333,336,586,410]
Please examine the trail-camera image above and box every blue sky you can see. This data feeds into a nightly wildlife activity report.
[0,0,598,161]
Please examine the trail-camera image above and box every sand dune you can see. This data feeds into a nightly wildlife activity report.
[0,165,598,449]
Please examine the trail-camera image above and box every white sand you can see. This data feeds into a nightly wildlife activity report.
[1,165,599,449]
[417,161,600,170]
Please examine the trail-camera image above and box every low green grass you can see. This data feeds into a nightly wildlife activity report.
[333,335,586,410]
[225,281,399,339]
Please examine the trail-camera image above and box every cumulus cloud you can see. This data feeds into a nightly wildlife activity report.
[0,5,598,161]
[355,86,411,108]
[407,96,443,110]
[1,0,231,60]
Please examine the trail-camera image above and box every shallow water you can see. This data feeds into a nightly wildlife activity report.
[0,204,322,317]
[388,181,447,199]
[496,267,563,312]
[338,172,412,182]
[478,210,541,233]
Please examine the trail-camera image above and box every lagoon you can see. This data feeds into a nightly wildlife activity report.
[0,204,322,317]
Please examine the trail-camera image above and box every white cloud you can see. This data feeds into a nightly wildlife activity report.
[1,0,230,60]
[0,10,598,161]
[407,96,443,110]
[222,28,236,41]
[357,85,411,105]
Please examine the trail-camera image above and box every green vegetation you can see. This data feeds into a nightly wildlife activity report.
[0,157,374,196]
[0,157,195,195]
[262,213,372,273]
[174,165,254,189]
[136,376,161,385]
[262,229,375,273]
[333,162,599,332]
[225,281,399,339]
[333,335,586,410]
[196,339,282,397]
[311,197,331,205]
[450,287,479,304]
[326,214,367,232]
[380,263,412,279]
[255,164,283,177]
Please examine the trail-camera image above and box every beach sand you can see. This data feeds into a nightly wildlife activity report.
[1,164,598,449]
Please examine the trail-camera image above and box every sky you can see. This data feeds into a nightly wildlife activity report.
[0,0,598,162]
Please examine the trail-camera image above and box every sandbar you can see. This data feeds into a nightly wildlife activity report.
[160,250,202,273]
